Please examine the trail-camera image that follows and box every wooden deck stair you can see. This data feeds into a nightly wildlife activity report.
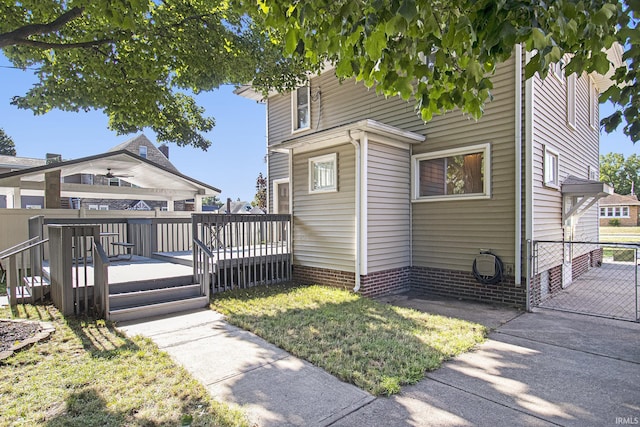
[108,274,208,322]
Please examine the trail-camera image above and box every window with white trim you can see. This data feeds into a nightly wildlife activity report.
[567,73,576,129]
[309,153,337,193]
[99,205,109,211]
[109,177,121,187]
[412,144,490,201]
[88,204,99,210]
[139,145,148,158]
[600,206,629,218]
[292,86,310,132]
[589,78,599,129]
[544,146,559,188]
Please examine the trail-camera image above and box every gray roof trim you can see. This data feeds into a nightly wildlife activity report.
[272,119,425,152]
[0,150,221,194]
[561,175,613,197]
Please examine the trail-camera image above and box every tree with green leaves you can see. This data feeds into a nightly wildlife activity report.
[0,0,305,149]
[252,0,639,142]
[600,153,640,195]
[0,128,17,156]
[252,172,267,210]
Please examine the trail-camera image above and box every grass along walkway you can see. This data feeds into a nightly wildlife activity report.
[211,284,487,396]
[0,304,248,427]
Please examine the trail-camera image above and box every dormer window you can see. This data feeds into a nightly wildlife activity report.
[139,145,148,158]
[292,86,310,132]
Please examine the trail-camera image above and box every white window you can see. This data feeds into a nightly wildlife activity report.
[25,204,42,209]
[600,206,630,218]
[292,86,310,132]
[109,177,120,187]
[544,146,559,188]
[567,73,576,129]
[309,153,337,193]
[88,204,99,210]
[412,143,491,202]
[588,165,598,181]
[589,78,599,129]
[99,205,109,211]
[273,178,290,213]
[139,145,148,158]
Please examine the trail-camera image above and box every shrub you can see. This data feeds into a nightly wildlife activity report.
[609,219,621,227]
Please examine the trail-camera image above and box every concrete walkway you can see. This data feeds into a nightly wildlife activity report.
[118,295,640,427]
[117,309,374,426]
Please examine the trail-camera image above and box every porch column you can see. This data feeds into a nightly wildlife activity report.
[166,199,174,211]
[6,187,21,208]
[194,195,203,212]
[44,170,61,209]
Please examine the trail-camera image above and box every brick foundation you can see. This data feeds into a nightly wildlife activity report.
[293,264,526,308]
[359,267,411,297]
[292,265,355,291]
[411,266,526,308]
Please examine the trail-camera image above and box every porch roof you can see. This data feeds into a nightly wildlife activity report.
[0,150,220,201]
[270,119,425,154]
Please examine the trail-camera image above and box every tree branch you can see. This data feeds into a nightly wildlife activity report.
[8,38,115,50]
[0,7,85,48]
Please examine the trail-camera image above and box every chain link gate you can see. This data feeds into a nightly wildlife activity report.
[529,240,640,322]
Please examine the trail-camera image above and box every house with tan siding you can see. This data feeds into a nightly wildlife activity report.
[236,45,622,308]
[599,193,640,227]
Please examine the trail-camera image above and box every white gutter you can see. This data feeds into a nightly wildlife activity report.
[348,130,362,292]
[514,44,523,286]
[525,49,535,309]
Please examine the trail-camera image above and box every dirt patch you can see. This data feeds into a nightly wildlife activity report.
[0,319,55,359]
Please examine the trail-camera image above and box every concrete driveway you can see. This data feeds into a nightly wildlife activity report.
[336,294,640,427]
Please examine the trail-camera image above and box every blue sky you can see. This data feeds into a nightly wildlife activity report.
[1,54,638,202]
[0,54,267,202]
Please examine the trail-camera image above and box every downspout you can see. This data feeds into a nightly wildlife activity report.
[525,49,535,310]
[514,44,523,286]
[348,130,362,292]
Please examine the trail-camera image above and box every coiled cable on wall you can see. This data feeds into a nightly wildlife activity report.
[472,251,504,285]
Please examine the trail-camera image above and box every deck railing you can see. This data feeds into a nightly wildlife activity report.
[192,213,292,293]
[30,216,192,259]
[48,224,109,316]
[0,236,49,306]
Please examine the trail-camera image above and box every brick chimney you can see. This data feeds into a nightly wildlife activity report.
[158,144,169,159]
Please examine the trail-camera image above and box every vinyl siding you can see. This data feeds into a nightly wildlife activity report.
[532,71,600,242]
[267,57,518,273]
[411,56,517,272]
[366,141,411,272]
[292,144,356,271]
[267,73,426,146]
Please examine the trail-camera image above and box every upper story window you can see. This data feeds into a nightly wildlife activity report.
[309,153,337,193]
[567,73,577,129]
[544,146,559,188]
[139,145,148,158]
[412,143,491,202]
[109,177,121,187]
[292,86,310,132]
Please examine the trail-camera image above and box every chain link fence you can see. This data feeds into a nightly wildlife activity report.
[529,240,639,322]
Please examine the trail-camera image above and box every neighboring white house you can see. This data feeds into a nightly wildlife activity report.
[0,135,219,211]
[236,44,622,307]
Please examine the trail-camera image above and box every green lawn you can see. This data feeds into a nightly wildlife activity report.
[211,284,487,396]
[0,304,249,427]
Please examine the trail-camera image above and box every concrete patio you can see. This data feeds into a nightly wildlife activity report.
[118,294,640,426]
